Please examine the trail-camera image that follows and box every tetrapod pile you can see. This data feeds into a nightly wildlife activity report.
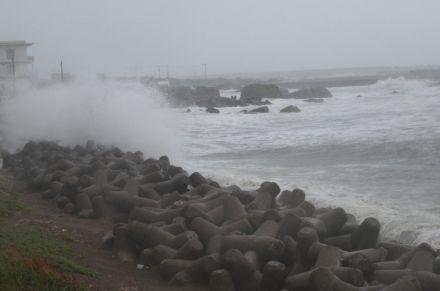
[3,140,440,291]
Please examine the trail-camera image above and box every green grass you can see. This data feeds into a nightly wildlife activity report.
[0,175,23,217]
[0,252,85,291]
[0,174,97,290]
[0,224,98,277]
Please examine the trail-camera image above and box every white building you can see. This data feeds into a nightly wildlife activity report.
[0,40,34,78]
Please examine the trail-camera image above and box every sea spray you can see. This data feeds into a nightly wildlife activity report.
[0,78,182,161]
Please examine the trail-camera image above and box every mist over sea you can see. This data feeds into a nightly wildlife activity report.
[178,78,440,247]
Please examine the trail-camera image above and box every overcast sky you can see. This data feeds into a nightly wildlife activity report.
[1,0,440,77]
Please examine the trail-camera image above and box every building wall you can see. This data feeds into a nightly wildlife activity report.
[0,44,33,78]
[0,46,27,60]
[0,63,13,78]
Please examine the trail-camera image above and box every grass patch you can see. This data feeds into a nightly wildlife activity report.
[0,173,97,290]
[0,224,98,277]
[0,175,23,217]
[0,250,85,291]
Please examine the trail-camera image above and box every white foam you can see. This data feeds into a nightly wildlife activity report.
[181,78,440,247]
[0,79,182,161]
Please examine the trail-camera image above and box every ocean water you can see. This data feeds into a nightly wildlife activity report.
[177,78,440,247]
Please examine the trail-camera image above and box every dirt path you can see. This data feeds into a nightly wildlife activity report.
[10,175,208,291]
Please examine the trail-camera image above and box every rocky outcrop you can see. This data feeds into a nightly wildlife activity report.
[166,86,196,107]
[285,87,332,99]
[240,84,282,104]
[280,105,300,113]
[165,85,265,108]
[244,106,269,114]
[304,98,324,103]
[206,107,220,114]
[194,86,220,99]
[194,87,227,108]
[166,85,224,107]
[279,87,290,96]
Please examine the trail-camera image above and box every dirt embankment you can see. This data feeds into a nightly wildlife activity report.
[5,171,207,291]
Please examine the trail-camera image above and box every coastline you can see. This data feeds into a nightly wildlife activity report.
[2,140,439,290]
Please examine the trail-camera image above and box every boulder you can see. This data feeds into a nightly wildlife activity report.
[245,106,269,114]
[286,87,332,99]
[166,85,234,108]
[240,84,282,104]
[194,86,220,99]
[167,86,196,107]
[196,96,234,108]
[280,105,300,113]
[166,84,276,108]
[195,87,232,108]
[304,98,324,103]
[279,87,290,96]
[206,107,220,114]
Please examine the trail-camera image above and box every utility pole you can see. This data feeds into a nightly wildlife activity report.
[166,65,170,79]
[157,65,161,79]
[60,60,64,82]
[6,49,16,97]
[11,55,16,97]
[203,63,207,80]
[11,56,15,80]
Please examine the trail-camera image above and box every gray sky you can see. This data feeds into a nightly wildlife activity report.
[1,0,440,77]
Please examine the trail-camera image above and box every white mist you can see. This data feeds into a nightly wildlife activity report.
[0,79,182,162]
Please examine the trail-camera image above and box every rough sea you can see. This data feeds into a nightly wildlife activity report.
[177,78,440,247]
[1,76,439,248]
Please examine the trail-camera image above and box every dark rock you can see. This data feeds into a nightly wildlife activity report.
[167,86,196,107]
[240,84,282,104]
[206,107,220,114]
[186,108,191,112]
[286,87,332,99]
[166,85,233,108]
[195,89,231,108]
[194,86,220,99]
[304,98,324,103]
[245,106,269,114]
[165,84,276,108]
[280,105,300,113]
[392,90,399,94]
[279,87,290,96]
